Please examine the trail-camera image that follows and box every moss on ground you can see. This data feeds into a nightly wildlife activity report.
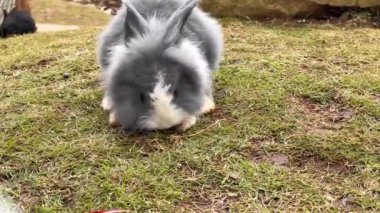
[1,20,379,212]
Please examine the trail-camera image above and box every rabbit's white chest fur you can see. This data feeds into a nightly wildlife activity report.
[141,72,191,129]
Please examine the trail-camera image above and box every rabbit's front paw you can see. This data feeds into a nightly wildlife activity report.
[109,112,120,127]
[176,116,197,132]
[101,96,113,112]
[200,97,215,115]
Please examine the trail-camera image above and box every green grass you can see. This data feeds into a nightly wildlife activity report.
[1,20,380,212]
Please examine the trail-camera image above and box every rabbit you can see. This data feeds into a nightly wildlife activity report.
[97,0,223,132]
[0,9,37,38]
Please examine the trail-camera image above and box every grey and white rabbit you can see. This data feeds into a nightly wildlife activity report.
[97,0,223,131]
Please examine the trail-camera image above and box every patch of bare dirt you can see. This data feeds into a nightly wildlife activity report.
[263,154,289,166]
[248,136,355,174]
[35,59,52,67]
[335,196,363,212]
[16,183,42,211]
[56,105,70,114]
[66,0,120,15]
[296,96,353,122]
[289,95,355,135]
[295,157,353,174]
[248,136,291,167]
[176,189,239,212]
[5,58,57,72]
[251,151,290,167]
[249,135,279,148]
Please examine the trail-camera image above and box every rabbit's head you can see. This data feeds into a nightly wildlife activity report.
[106,0,211,130]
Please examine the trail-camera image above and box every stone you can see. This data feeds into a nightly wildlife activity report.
[308,0,356,7]
[63,72,70,79]
[200,0,324,18]
[66,0,380,18]
[308,0,380,7]
[357,0,380,7]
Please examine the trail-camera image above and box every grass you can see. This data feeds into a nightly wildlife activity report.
[31,0,110,26]
[1,17,380,212]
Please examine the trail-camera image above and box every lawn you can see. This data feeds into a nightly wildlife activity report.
[31,0,110,26]
[1,16,379,213]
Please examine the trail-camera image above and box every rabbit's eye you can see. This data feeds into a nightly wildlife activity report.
[140,93,146,103]
[173,90,179,98]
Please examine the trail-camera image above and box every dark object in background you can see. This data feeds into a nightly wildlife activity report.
[0,9,36,38]
[63,72,70,79]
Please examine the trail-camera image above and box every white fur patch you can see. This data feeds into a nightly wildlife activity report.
[109,111,119,127]
[200,96,215,114]
[176,116,197,132]
[0,195,22,213]
[141,72,190,130]
[101,95,112,111]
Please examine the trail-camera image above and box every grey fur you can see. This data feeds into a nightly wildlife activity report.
[97,0,223,130]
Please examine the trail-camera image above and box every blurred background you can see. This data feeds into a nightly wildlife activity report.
[33,0,380,26]
[4,0,380,29]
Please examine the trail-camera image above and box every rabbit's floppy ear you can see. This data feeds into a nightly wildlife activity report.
[123,1,148,43]
[163,0,198,45]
